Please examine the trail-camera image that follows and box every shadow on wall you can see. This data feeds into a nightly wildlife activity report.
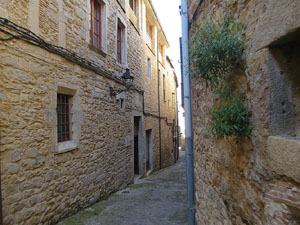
[268,28,300,137]
[265,29,300,225]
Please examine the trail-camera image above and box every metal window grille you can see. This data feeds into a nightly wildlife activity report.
[57,94,71,142]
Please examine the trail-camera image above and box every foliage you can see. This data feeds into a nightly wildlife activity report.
[210,93,252,144]
[189,12,251,143]
[190,13,244,88]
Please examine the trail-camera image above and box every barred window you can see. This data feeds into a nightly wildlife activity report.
[57,94,71,142]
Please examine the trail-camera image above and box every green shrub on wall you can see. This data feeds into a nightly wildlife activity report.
[190,13,244,88]
[190,13,252,143]
[210,95,252,144]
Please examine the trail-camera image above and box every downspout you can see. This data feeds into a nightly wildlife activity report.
[0,130,3,225]
[180,1,195,225]
[0,161,2,225]
[176,88,179,161]
[157,30,162,169]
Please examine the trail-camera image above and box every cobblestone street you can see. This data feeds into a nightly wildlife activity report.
[58,151,188,225]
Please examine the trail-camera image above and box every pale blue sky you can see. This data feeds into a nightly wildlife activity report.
[152,0,185,130]
[152,0,182,78]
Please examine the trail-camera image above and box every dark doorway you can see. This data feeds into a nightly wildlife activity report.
[145,129,152,172]
[134,116,141,174]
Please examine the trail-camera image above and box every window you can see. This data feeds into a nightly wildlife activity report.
[147,58,151,79]
[163,74,166,102]
[120,98,125,109]
[146,17,152,48]
[91,0,102,49]
[129,0,137,15]
[57,94,71,142]
[158,42,164,63]
[55,85,81,154]
[116,18,126,65]
[158,69,160,85]
[129,0,138,29]
[172,92,175,108]
[117,23,123,63]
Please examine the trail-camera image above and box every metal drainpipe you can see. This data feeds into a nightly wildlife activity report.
[157,30,162,169]
[0,130,3,225]
[0,162,2,225]
[181,0,195,225]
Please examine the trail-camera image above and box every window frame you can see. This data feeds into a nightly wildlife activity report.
[146,16,153,48]
[163,74,166,102]
[117,23,123,64]
[91,0,102,49]
[129,0,137,15]
[54,85,82,154]
[116,16,127,66]
[57,93,72,143]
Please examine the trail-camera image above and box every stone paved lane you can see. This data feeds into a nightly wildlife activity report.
[58,151,188,225]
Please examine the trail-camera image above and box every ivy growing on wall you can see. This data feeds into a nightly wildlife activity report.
[190,12,252,143]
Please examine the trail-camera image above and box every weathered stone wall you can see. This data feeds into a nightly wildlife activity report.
[160,61,178,168]
[0,41,134,225]
[0,0,178,224]
[189,0,300,224]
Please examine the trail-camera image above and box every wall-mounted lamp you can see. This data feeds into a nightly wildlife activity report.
[110,69,134,97]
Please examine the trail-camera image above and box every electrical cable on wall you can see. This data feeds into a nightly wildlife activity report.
[0,17,174,126]
[0,17,142,92]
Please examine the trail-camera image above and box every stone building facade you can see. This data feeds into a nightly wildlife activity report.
[188,0,300,224]
[0,0,178,224]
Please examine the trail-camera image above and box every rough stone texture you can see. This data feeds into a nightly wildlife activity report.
[57,151,188,225]
[189,0,300,224]
[266,136,300,183]
[0,0,178,224]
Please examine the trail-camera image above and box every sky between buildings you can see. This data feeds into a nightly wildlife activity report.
[152,0,186,133]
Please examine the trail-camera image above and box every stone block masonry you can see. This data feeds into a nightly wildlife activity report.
[0,0,179,224]
[1,41,134,225]
[189,0,300,224]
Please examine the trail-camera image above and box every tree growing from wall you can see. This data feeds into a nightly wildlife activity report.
[190,12,252,143]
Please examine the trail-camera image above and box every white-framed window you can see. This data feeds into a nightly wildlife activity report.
[147,58,151,79]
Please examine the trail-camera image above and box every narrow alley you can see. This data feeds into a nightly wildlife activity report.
[58,151,188,225]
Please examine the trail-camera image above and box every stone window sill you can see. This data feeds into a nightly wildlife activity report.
[89,44,107,57]
[55,140,79,154]
[266,135,300,183]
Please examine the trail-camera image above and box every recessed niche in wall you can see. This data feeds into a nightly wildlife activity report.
[268,30,300,137]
